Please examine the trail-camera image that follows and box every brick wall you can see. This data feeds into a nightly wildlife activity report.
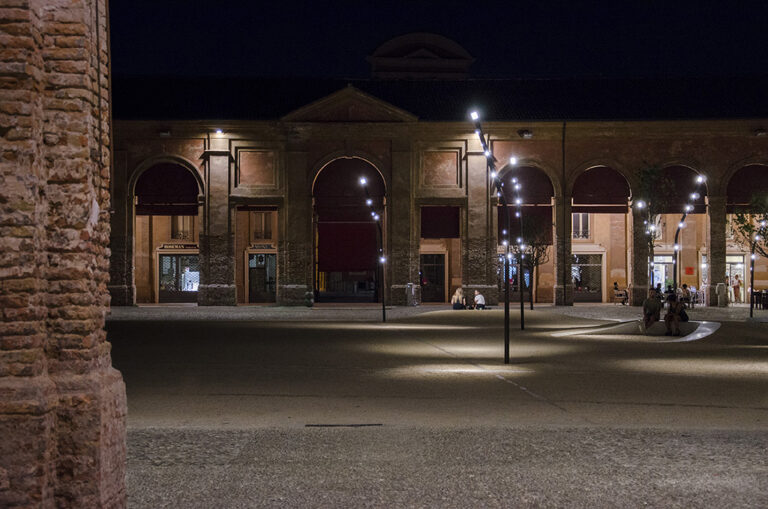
[0,0,126,506]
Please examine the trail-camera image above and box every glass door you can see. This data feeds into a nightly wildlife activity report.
[652,255,675,291]
[726,254,745,303]
[572,254,602,302]
[158,253,199,303]
[248,252,277,303]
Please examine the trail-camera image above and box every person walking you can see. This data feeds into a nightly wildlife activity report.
[733,274,742,303]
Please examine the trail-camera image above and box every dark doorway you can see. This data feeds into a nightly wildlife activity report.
[420,254,446,302]
[313,158,385,303]
[248,253,276,303]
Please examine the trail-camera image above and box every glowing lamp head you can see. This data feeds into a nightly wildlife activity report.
[502,240,509,246]
[645,230,650,235]
[649,225,656,231]
[520,244,526,250]
[515,212,520,217]
[636,200,645,209]
[761,221,767,227]
[755,235,761,241]
[379,256,386,264]
[490,171,497,179]
[215,129,223,134]
[679,222,685,228]
[515,198,522,205]
[366,198,373,206]
[359,177,367,186]
[685,205,693,212]
[674,244,680,251]
[514,184,521,190]
[373,214,380,221]
[511,177,518,184]
[517,237,523,244]
[484,149,492,157]
[690,193,700,200]
[502,229,507,235]
[510,156,518,165]
[752,254,757,260]
[370,211,376,217]
[696,175,705,183]
[470,111,479,120]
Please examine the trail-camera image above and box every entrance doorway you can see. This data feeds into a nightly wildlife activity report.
[726,254,746,303]
[313,158,385,303]
[652,255,675,290]
[158,253,200,303]
[247,252,276,303]
[572,254,602,302]
[420,253,446,302]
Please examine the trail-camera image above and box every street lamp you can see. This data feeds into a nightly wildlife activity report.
[470,111,525,364]
[672,175,706,292]
[750,221,767,318]
[360,177,386,322]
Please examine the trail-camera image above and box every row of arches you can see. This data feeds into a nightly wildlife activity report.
[127,155,767,304]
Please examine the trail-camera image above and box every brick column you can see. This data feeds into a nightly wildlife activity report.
[630,207,650,305]
[278,147,312,305]
[1,1,126,506]
[553,196,573,305]
[388,144,417,305]
[464,144,499,304]
[198,145,236,305]
[708,195,727,306]
[108,151,134,305]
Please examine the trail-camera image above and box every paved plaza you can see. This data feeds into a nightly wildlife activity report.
[108,304,768,508]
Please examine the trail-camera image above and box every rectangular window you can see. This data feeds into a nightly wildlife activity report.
[572,213,590,239]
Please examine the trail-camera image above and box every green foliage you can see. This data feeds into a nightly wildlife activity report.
[732,193,768,258]
[637,165,678,254]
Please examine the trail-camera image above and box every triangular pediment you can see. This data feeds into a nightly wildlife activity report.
[404,48,440,60]
[281,86,417,122]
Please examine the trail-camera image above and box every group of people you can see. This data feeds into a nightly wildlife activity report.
[642,286,689,336]
[450,288,486,310]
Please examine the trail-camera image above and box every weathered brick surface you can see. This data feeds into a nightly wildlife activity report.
[0,0,126,506]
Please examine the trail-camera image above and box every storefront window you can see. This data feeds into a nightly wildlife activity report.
[572,213,590,239]
[159,254,199,302]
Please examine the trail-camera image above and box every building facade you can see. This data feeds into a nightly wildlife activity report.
[108,36,768,308]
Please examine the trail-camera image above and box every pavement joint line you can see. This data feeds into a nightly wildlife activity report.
[551,399,768,411]
[413,336,589,421]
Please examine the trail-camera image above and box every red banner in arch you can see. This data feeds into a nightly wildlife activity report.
[317,222,378,272]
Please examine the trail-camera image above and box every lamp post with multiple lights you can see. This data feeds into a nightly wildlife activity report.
[671,175,707,291]
[360,177,386,322]
[471,111,524,364]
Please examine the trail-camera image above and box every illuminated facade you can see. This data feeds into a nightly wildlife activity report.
[108,35,768,307]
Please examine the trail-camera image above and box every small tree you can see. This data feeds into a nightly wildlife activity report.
[511,212,552,310]
[636,166,677,286]
[731,194,768,258]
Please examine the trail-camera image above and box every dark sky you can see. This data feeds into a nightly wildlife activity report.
[110,1,768,79]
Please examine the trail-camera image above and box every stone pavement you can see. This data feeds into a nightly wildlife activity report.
[107,305,768,508]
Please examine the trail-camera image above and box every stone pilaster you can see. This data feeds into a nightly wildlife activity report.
[464,143,499,304]
[198,145,236,305]
[630,207,650,305]
[1,1,126,506]
[278,146,312,305]
[707,195,727,306]
[553,196,574,305]
[388,145,417,306]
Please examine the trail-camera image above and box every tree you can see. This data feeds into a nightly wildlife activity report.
[731,194,768,258]
[636,166,677,286]
[510,211,552,310]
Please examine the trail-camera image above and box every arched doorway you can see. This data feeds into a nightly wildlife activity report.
[726,164,768,303]
[313,158,386,302]
[571,166,631,302]
[133,162,201,303]
[498,165,555,303]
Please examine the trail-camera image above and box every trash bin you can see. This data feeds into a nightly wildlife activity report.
[405,283,418,306]
[716,282,727,307]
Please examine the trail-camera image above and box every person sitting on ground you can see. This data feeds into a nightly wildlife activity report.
[613,281,628,305]
[664,293,684,336]
[473,290,486,310]
[680,283,691,307]
[450,288,466,310]
[642,288,662,332]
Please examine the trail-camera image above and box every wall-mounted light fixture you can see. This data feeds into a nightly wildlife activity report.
[518,129,533,139]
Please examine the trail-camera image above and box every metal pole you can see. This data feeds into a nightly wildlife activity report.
[379,227,386,323]
[519,204,525,330]
[504,206,510,364]
[750,242,755,318]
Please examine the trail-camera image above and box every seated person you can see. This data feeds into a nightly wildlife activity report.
[451,288,466,310]
[664,294,684,336]
[642,289,662,332]
[680,284,692,307]
[613,281,628,305]
[473,290,485,310]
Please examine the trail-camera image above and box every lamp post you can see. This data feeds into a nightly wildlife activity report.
[672,175,706,292]
[471,111,524,364]
[360,177,386,322]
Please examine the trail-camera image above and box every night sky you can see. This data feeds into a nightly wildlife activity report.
[110,1,768,79]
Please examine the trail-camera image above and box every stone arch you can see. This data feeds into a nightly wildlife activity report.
[725,163,768,211]
[311,151,388,194]
[570,165,632,212]
[129,154,204,199]
[498,158,561,200]
[720,157,768,197]
[567,159,636,197]
[658,164,709,214]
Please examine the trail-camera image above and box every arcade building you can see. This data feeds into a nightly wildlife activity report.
[108,34,768,307]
